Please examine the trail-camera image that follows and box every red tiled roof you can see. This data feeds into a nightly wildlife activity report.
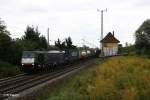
[100,32,120,43]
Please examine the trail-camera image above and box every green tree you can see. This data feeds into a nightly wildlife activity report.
[22,26,48,50]
[0,19,24,64]
[65,37,72,48]
[55,38,61,48]
[61,41,66,49]
[11,38,23,64]
[0,18,9,34]
[55,37,76,49]
[0,19,48,65]
[0,19,13,63]
[55,38,66,49]
[39,35,48,50]
[135,19,150,55]
[118,44,123,54]
[23,26,40,42]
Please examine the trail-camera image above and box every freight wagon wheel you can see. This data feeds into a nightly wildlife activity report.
[42,65,45,71]
[53,63,57,70]
[47,65,52,72]
[45,65,49,72]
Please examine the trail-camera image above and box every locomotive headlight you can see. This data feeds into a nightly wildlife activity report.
[22,64,24,66]
[32,64,34,66]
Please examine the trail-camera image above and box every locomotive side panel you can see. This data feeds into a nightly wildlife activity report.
[44,52,65,66]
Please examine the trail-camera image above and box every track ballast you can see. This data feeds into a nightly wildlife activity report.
[0,58,96,100]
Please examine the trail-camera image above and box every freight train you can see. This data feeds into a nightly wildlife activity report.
[21,49,100,73]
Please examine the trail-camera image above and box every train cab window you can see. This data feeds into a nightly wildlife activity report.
[22,52,34,58]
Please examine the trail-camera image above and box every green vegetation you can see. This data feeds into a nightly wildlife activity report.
[118,19,150,56]
[22,26,48,50]
[135,19,150,56]
[0,16,150,85]
[36,56,150,100]
[0,18,48,78]
[118,43,136,55]
[0,61,22,78]
[91,56,150,100]
[0,18,78,78]
[35,59,101,100]
[55,37,76,49]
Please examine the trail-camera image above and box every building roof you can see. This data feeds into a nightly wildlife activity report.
[100,32,120,43]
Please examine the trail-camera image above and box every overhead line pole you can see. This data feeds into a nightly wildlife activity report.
[97,8,107,56]
[47,28,49,46]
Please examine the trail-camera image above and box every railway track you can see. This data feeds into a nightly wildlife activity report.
[0,74,26,83]
[0,58,96,100]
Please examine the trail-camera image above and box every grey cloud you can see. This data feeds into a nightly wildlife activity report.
[23,6,48,13]
[1,0,149,47]
[135,0,150,7]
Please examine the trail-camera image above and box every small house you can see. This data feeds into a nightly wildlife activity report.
[100,32,120,56]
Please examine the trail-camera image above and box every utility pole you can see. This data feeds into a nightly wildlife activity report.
[47,28,49,46]
[97,8,107,56]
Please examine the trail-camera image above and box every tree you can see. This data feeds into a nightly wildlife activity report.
[11,39,23,64]
[61,41,66,49]
[0,19,48,65]
[22,26,48,50]
[0,19,13,63]
[135,19,150,55]
[23,26,40,42]
[118,44,123,54]
[65,37,72,48]
[0,33,12,62]
[55,38,61,48]
[39,35,48,50]
[55,37,76,49]
[0,18,9,34]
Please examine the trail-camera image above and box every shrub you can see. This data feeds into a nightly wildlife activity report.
[0,61,22,78]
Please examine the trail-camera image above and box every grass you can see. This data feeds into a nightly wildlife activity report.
[0,61,22,78]
[35,56,150,100]
[90,56,150,100]
[35,59,101,100]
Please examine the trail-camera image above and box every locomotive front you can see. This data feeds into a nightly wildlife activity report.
[21,51,36,72]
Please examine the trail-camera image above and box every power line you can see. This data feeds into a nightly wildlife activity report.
[82,39,98,48]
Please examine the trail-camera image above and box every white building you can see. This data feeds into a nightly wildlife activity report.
[100,32,120,56]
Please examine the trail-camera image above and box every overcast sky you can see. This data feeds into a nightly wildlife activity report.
[0,0,150,48]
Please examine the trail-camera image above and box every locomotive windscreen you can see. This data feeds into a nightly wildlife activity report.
[22,51,35,58]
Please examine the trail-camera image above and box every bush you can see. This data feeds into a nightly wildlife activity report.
[0,61,22,78]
